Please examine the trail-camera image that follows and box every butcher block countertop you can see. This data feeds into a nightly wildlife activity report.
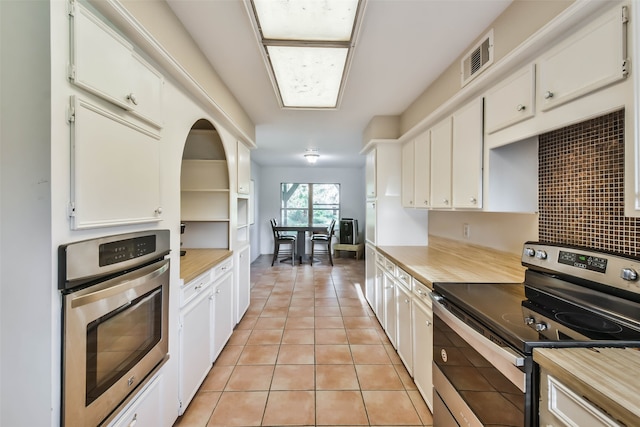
[534,347,640,425]
[180,248,232,283]
[377,236,526,288]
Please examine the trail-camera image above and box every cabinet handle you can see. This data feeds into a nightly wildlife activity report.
[155,207,163,215]
[216,288,221,294]
[127,414,138,427]
[416,289,424,295]
[127,93,138,105]
[404,299,410,304]
[470,197,477,204]
[426,320,432,327]
[423,200,429,205]
[195,284,203,291]
[516,104,525,111]
[544,91,554,99]
[443,199,449,205]
[409,200,413,205]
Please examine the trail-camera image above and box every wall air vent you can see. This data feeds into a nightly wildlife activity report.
[461,29,494,87]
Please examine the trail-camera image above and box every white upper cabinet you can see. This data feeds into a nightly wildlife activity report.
[537,5,627,112]
[452,98,483,209]
[402,132,431,208]
[237,141,251,195]
[366,149,377,199]
[70,96,162,229]
[414,132,431,208]
[430,117,453,208]
[485,65,536,134]
[401,140,415,208]
[70,2,164,129]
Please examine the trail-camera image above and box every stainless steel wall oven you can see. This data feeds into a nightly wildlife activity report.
[432,242,640,427]
[59,230,170,427]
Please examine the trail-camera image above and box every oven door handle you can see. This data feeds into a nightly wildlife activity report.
[70,259,169,309]
[432,295,526,392]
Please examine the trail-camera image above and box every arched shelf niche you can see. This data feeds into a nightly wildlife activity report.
[180,119,230,249]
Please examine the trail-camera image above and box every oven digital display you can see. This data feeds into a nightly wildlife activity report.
[558,250,607,273]
[99,235,156,266]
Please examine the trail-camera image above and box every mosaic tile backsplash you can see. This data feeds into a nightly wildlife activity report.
[538,109,640,256]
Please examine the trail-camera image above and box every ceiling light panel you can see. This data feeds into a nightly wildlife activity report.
[267,46,348,108]
[253,0,358,41]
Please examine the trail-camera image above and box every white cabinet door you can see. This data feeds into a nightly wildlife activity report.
[71,3,164,128]
[70,97,162,229]
[235,245,251,324]
[430,117,452,208]
[412,298,433,411]
[414,131,431,208]
[396,284,413,375]
[537,6,626,112]
[382,269,397,348]
[365,200,376,245]
[237,141,251,195]
[485,64,536,134]
[374,259,385,320]
[211,271,234,362]
[364,244,377,309]
[179,287,213,414]
[401,140,415,208]
[365,149,377,199]
[452,98,483,209]
[108,374,163,427]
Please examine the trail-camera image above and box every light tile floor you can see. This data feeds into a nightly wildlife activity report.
[174,254,433,426]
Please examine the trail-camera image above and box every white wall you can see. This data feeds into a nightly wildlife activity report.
[428,211,538,255]
[1,1,53,426]
[258,166,366,255]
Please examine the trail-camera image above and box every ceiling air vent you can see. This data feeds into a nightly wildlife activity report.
[461,29,494,87]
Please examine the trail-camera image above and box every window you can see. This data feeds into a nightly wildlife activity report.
[280,183,340,226]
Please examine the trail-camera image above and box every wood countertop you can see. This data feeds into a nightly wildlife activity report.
[534,347,640,426]
[180,248,233,283]
[377,236,525,288]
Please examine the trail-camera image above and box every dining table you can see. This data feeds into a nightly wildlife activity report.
[273,225,329,264]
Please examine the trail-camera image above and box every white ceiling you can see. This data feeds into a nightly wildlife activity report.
[166,0,513,168]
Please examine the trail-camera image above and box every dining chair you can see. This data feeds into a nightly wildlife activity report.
[310,219,336,266]
[270,218,296,266]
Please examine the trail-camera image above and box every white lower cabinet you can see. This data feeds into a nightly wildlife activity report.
[412,288,434,411]
[374,255,385,320]
[211,269,234,361]
[395,283,413,375]
[108,374,163,427]
[178,278,213,415]
[178,257,234,415]
[235,244,251,324]
[539,369,621,427]
[365,244,377,309]
[382,268,397,348]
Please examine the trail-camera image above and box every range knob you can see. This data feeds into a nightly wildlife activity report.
[621,268,638,281]
[524,316,535,325]
[535,250,548,260]
[523,248,535,257]
[534,322,548,332]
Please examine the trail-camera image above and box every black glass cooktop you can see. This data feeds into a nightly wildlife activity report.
[434,276,640,354]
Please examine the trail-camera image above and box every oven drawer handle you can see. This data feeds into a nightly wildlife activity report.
[70,260,169,309]
[431,293,526,392]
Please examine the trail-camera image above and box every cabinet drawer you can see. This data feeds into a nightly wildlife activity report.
[181,271,212,307]
[109,374,163,427]
[413,280,432,308]
[213,258,233,280]
[375,252,386,266]
[383,259,396,275]
[542,373,621,427]
[396,267,412,291]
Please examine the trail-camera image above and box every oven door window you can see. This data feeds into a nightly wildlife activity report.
[434,313,525,426]
[85,287,162,404]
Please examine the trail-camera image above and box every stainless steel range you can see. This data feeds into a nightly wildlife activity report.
[431,242,640,427]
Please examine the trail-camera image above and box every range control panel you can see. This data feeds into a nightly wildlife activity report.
[521,242,640,294]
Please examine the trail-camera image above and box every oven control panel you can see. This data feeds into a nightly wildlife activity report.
[522,242,640,295]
